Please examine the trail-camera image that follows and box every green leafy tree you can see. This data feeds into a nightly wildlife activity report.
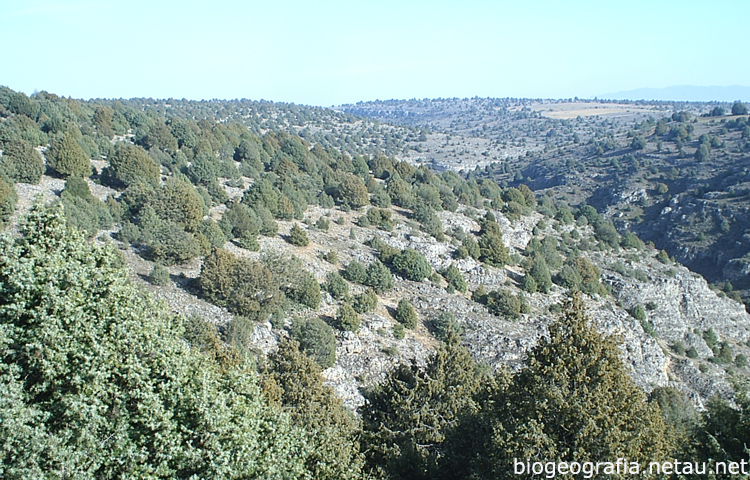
[325,271,349,300]
[395,298,418,329]
[479,232,509,267]
[441,263,467,293]
[353,288,378,314]
[344,259,368,284]
[337,173,369,208]
[732,101,748,115]
[365,260,395,293]
[199,248,283,319]
[47,133,91,177]
[360,334,488,480]
[153,178,205,231]
[529,256,552,293]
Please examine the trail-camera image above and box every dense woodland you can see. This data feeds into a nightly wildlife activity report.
[0,87,749,479]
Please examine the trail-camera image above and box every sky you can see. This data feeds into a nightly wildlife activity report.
[1,0,747,106]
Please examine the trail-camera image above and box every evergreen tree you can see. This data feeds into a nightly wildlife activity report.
[262,338,364,480]
[361,334,489,480]
[288,223,310,246]
[47,133,91,177]
[0,202,314,478]
[395,298,418,329]
[0,176,17,227]
[104,142,160,188]
[0,139,44,184]
[471,293,674,478]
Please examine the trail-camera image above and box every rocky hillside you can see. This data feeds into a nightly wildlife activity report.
[1,87,748,414]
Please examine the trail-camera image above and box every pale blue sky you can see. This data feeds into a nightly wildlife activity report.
[1,0,747,105]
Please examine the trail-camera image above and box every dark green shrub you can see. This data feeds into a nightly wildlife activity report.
[223,315,257,353]
[0,176,18,227]
[735,354,748,368]
[672,341,686,355]
[153,179,204,231]
[486,289,521,319]
[335,303,360,332]
[47,133,91,177]
[292,317,337,369]
[289,272,321,309]
[353,288,378,314]
[61,194,113,238]
[432,311,462,342]
[529,256,552,293]
[147,263,170,285]
[104,142,159,188]
[365,260,395,293]
[686,346,699,358]
[343,260,367,284]
[322,250,338,264]
[147,221,200,266]
[325,272,349,300]
[287,223,309,247]
[0,139,44,184]
[196,219,225,249]
[394,298,418,329]
[521,274,538,293]
[199,248,283,319]
[315,217,330,231]
[237,231,260,251]
[441,264,467,293]
[392,248,432,281]
[392,323,405,340]
[630,305,646,322]
[479,233,509,267]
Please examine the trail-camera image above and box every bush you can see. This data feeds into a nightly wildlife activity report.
[353,288,378,314]
[153,179,205,231]
[47,133,91,177]
[292,317,337,369]
[735,354,748,368]
[529,256,552,293]
[105,142,160,188]
[441,264,467,293]
[147,221,200,266]
[199,248,283,319]
[630,305,646,322]
[0,139,44,184]
[521,274,538,293]
[0,176,18,227]
[686,346,699,359]
[431,311,462,342]
[289,271,321,309]
[197,219,226,249]
[343,260,367,284]
[335,303,361,332]
[392,323,405,339]
[237,231,260,251]
[365,260,395,293]
[392,248,432,281]
[671,341,686,355]
[394,298,418,329]
[287,223,309,247]
[61,194,113,238]
[325,272,349,300]
[479,233,509,267]
[486,289,521,319]
[322,250,338,264]
[223,315,257,353]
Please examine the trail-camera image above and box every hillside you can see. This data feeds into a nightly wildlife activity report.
[1,86,750,478]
